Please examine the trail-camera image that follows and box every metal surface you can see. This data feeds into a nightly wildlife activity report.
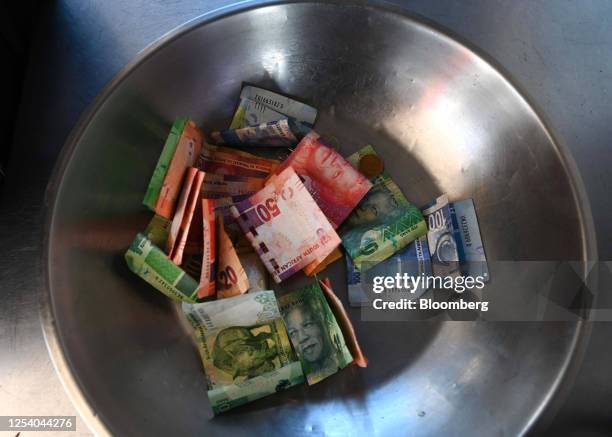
[38,1,596,436]
[2,1,611,436]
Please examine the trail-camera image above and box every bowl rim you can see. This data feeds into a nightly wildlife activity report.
[39,1,598,436]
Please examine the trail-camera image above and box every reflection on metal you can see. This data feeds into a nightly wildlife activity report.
[41,2,595,436]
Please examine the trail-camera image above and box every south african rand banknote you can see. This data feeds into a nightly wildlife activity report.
[214,196,270,291]
[340,145,427,271]
[144,214,171,247]
[230,167,341,283]
[229,85,317,129]
[197,199,216,299]
[144,118,204,218]
[211,119,309,148]
[182,290,304,414]
[318,278,368,368]
[143,117,188,211]
[216,214,250,299]
[197,144,280,178]
[450,199,490,281]
[214,195,254,253]
[274,131,372,229]
[422,195,462,278]
[166,167,205,265]
[200,173,266,198]
[278,281,353,385]
[125,233,199,303]
[346,235,432,307]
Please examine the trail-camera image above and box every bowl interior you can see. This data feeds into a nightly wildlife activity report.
[47,3,590,436]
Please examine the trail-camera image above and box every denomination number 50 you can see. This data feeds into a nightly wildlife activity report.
[256,198,281,222]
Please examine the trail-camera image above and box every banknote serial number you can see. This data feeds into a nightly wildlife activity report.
[0,416,76,431]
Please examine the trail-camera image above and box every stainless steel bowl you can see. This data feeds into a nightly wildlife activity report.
[42,2,596,435]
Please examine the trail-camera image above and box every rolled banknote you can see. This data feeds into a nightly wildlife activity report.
[216,215,250,299]
[182,290,304,414]
[124,233,198,303]
[318,278,368,368]
[144,214,171,248]
[229,85,317,129]
[340,145,427,271]
[450,199,490,281]
[346,235,432,307]
[144,118,203,218]
[274,131,372,229]
[211,119,309,148]
[166,167,205,265]
[230,167,341,283]
[179,192,206,279]
[197,199,216,299]
[422,194,461,278]
[197,144,280,178]
[278,281,353,385]
[200,173,265,198]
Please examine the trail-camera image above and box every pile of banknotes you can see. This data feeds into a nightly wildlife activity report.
[124,84,488,412]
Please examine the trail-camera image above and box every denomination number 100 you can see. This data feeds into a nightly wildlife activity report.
[219,266,238,288]
[256,198,280,222]
[428,210,446,230]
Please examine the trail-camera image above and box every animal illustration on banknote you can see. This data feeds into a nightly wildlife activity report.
[212,325,281,379]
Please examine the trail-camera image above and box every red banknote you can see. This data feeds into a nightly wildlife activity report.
[274,131,372,229]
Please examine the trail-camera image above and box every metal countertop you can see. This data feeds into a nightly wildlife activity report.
[1,1,610,435]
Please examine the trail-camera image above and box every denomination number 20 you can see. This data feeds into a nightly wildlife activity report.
[219,266,238,288]
[428,210,446,230]
[256,198,280,222]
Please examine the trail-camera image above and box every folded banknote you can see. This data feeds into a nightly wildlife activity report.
[125,233,199,303]
[216,214,250,299]
[211,119,309,148]
[422,195,462,278]
[229,85,317,129]
[278,282,353,385]
[197,144,280,178]
[143,214,171,248]
[340,145,427,271]
[143,117,203,218]
[230,167,341,283]
[450,198,490,281]
[274,132,372,230]
[183,290,304,414]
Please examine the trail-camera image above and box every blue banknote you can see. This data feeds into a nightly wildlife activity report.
[450,199,490,282]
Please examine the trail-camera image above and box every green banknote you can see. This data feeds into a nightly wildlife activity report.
[182,290,304,414]
[278,282,353,385]
[339,145,427,271]
[142,117,188,210]
[143,214,171,247]
[124,233,198,303]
